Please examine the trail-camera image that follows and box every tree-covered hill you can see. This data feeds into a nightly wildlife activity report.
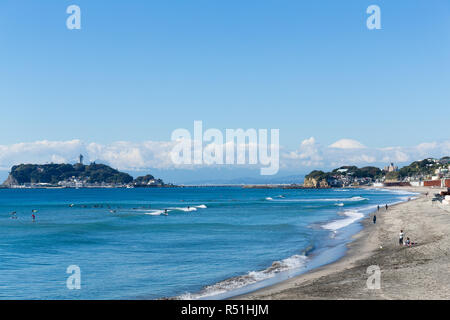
[397,158,440,178]
[303,166,382,188]
[5,163,134,185]
[133,174,164,186]
[331,166,383,179]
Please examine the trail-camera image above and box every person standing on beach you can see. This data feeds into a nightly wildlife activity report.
[399,230,404,245]
[385,204,388,211]
[377,205,380,211]
[373,214,377,224]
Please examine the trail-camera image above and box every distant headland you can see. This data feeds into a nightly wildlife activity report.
[1,161,171,189]
[245,157,450,189]
[303,157,450,188]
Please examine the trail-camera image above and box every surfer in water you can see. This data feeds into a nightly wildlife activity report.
[10,211,17,219]
[163,209,168,216]
[31,209,37,222]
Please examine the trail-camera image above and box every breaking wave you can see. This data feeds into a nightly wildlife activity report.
[322,210,364,231]
[178,254,308,300]
[143,210,167,216]
[169,207,198,212]
[266,196,368,203]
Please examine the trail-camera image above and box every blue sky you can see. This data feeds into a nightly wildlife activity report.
[0,1,449,182]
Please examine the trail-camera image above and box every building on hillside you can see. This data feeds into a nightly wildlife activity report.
[384,163,398,172]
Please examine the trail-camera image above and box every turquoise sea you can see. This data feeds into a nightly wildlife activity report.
[0,187,417,299]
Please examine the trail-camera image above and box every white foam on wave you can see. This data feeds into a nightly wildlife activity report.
[143,210,167,216]
[370,188,419,196]
[265,197,273,200]
[335,203,344,207]
[170,207,197,212]
[267,196,368,202]
[145,205,206,214]
[178,254,308,300]
[322,210,364,231]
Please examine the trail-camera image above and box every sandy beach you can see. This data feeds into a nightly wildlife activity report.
[236,186,450,300]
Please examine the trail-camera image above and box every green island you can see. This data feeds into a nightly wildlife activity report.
[2,162,168,188]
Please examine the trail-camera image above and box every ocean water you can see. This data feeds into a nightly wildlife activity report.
[0,187,417,300]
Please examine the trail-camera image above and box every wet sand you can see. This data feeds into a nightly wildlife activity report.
[236,187,450,300]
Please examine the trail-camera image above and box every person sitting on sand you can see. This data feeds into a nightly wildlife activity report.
[399,230,404,245]
[404,237,417,247]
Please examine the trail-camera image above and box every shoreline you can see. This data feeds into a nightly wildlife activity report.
[234,186,450,300]
[179,187,418,300]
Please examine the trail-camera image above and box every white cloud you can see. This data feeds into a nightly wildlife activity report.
[283,137,450,170]
[0,140,177,171]
[0,140,83,170]
[381,150,409,163]
[0,138,449,173]
[282,137,323,167]
[329,139,366,149]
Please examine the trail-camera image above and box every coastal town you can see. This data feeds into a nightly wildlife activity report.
[303,157,450,189]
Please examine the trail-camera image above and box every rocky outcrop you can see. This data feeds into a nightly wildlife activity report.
[303,177,330,188]
[319,179,331,188]
[2,174,18,187]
